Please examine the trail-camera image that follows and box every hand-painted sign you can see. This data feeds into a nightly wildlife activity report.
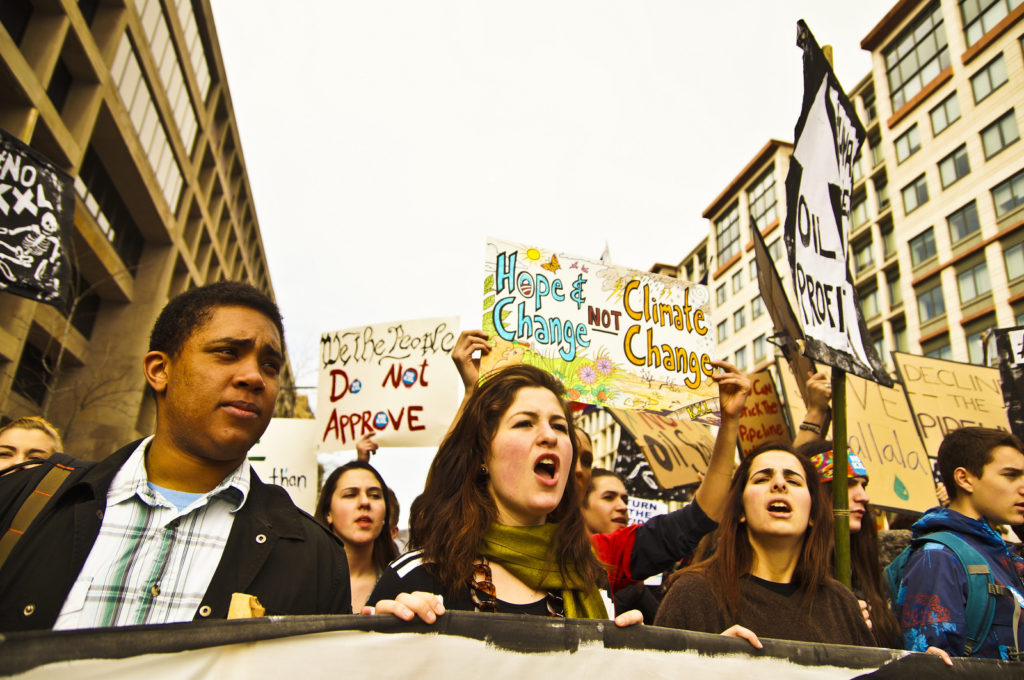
[481,237,716,412]
[606,407,714,490]
[782,22,891,386]
[777,357,934,512]
[738,371,790,455]
[247,418,318,513]
[995,326,1024,443]
[893,352,1009,458]
[627,496,667,526]
[0,127,72,311]
[317,317,459,451]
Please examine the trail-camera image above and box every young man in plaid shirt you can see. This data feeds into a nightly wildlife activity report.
[0,282,351,630]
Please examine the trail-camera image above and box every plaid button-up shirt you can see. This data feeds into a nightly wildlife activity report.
[53,437,250,629]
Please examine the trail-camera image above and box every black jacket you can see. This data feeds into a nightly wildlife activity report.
[0,440,351,632]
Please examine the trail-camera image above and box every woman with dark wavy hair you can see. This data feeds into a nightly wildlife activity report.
[314,460,398,613]
[655,441,873,648]
[369,364,614,619]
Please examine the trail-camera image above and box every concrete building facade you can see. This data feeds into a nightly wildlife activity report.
[0,0,295,459]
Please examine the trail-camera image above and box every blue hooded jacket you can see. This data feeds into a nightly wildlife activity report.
[895,507,1024,660]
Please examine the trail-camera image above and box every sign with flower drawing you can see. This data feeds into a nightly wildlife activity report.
[481,238,717,412]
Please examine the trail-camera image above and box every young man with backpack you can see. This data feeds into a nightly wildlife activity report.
[890,427,1024,661]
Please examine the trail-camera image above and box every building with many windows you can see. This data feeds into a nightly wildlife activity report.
[0,0,295,459]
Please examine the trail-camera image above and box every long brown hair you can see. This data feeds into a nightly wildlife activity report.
[315,460,399,573]
[409,364,601,594]
[680,441,836,620]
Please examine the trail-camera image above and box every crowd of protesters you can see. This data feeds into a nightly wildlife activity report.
[1,281,1022,666]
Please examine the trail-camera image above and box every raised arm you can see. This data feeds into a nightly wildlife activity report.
[792,370,832,448]
[447,330,491,432]
[693,360,751,522]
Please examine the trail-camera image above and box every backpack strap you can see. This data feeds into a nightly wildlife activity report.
[0,461,75,571]
[916,531,999,656]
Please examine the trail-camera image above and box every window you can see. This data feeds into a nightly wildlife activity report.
[747,165,778,230]
[888,271,903,307]
[918,283,946,322]
[75,148,146,271]
[751,295,764,319]
[852,192,869,227]
[768,238,784,262]
[717,320,729,342]
[734,346,748,371]
[930,91,961,135]
[902,175,930,214]
[925,341,953,360]
[910,227,937,265]
[753,334,767,361]
[874,172,890,211]
[961,0,1024,47]
[749,261,757,281]
[957,261,991,302]
[980,109,1019,159]
[716,203,741,263]
[732,270,744,294]
[174,0,213,101]
[947,201,980,242]
[716,284,727,306]
[894,124,921,163]
[993,168,1024,218]
[854,239,874,273]
[884,2,949,111]
[938,145,971,188]
[893,322,908,352]
[881,218,896,259]
[47,59,72,112]
[1005,241,1024,280]
[860,287,880,319]
[971,54,1008,103]
[873,334,886,362]
[966,329,988,365]
[862,88,877,122]
[852,152,865,184]
[869,129,884,168]
[734,307,746,332]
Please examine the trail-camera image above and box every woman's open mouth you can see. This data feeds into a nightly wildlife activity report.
[534,454,559,485]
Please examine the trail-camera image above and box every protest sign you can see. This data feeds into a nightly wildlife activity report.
[893,352,1009,458]
[995,326,1024,442]
[247,418,318,513]
[738,370,790,455]
[751,221,817,406]
[607,407,714,490]
[481,237,716,412]
[627,496,668,526]
[317,317,459,451]
[782,23,890,386]
[612,435,691,503]
[778,357,934,511]
[0,127,72,311]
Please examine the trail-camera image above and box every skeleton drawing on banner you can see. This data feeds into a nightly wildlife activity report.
[0,212,62,295]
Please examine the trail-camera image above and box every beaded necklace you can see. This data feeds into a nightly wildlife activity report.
[468,556,565,617]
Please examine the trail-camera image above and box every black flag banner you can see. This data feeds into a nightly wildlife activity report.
[783,21,892,387]
[0,127,72,311]
[994,326,1024,443]
[612,434,691,503]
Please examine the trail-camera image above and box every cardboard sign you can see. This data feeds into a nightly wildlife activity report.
[738,370,791,455]
[782,23,891,386]
[317,317,460,451]
[995,326,1024,442]
[606,407,714,489]
[778,357,935,512]
[627,496,668,526]
[893,352,1009,458]
[247,418,318,513]
[481,237,716,412]
[844,372,936,512]
[0,126,72,311]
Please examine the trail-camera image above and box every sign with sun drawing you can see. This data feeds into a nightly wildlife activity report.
[481,237,716,412]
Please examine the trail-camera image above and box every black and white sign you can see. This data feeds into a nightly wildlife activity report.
[0,127,72,311]
[782,22,891,386]
[994,326,1024,443]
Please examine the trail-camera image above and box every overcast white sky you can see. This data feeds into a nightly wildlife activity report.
[209,1,897,510]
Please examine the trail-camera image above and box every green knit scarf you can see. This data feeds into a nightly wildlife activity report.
[478,522,607,619]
